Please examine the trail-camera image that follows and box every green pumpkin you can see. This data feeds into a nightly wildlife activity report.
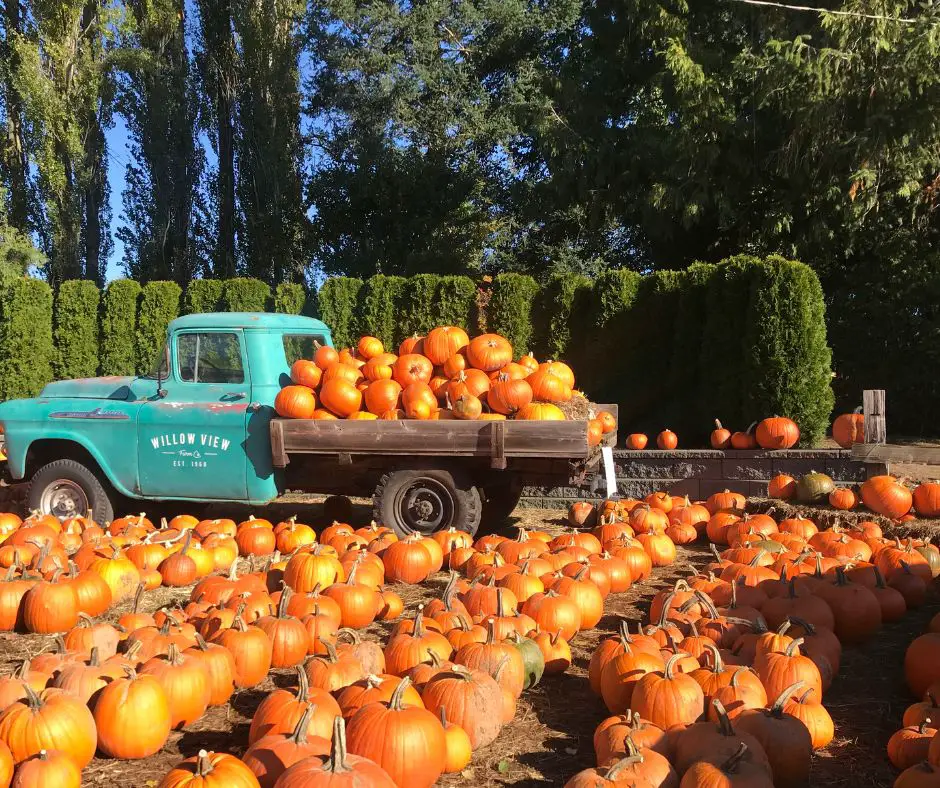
[510,632,544,690]
[752,538,786,554]
[795,471,835,503]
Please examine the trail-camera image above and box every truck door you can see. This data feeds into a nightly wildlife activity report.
[137,330,250,500]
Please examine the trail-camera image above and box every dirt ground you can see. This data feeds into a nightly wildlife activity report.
[0,501,936,787]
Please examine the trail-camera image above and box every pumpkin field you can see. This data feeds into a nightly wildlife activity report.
[0,466,938,787]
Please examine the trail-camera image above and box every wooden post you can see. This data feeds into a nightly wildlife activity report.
[862,389,886,445]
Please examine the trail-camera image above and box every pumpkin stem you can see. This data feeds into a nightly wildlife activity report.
[493,654,511,682]
[439,706,449,727]
[777,620,792,636]
[88,646,100,667]
[277,586,292,618]
[319,638,340,663]
[23,684,42,710]
[702,642,724,673]
[485,617,497,644]
[712,699,734,736]
[605,754,646,780]
[233,615,248,633]
[769,681,806,715]
[124,639,143,661]
[787,616,815,636]
[324,714,352,773]
[296,665,310,699]
[195,750,213,777]
[388,676,413,710]
[290,704,315,744]
[413,604,425,637]
[663,652,683,680]
[784,638,804,657]
[719,742,749,774]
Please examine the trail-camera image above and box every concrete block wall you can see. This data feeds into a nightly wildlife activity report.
[519,448,875,509]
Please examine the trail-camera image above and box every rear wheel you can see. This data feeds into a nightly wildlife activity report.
[27,459,116,523]
[480,477,524,526]
[373,467,481,539]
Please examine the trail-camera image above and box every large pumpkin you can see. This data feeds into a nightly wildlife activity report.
[345,677,446,788]
[320,379,362,418]
[0,686,97,768]
[423,327,470,367]
[275,386,316,419]
[420,667,503,748]
[158,749,261,788]
[755,417,800,449]
[466,334,513,372]
[93,670,172,759]
[832,409,864,448]
[860,475,912,519]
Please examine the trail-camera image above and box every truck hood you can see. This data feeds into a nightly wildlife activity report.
[40,376,138,400]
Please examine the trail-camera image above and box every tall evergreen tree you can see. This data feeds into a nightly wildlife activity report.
[0,0,32,235]
[235,0,308,284]
[304,0,582,278]
[6,0,119,285]
[118,0,202,284]
[195,0,238,278]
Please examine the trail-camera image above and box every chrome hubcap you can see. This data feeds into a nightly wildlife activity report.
[40,480,89,520]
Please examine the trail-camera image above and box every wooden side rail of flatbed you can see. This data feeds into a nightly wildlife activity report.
[270,404,618,472]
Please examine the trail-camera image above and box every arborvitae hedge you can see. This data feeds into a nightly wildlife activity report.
[399,274,440,337]
[136,281,181,375]
[669,263,715,432]
[488,273,539,355]
[585,269,642,401]
[99,279,142,376]
[741,256,834,446]
[183,279,224,314]
[54,280,100,381]
[0,278,54,399]
[274,282,306,315]
[435,276,477,332]
[317,277,362,349]
[222,277,271,312]
[533,273,593,361]
[0,262,834,446]
[357,275,406,349]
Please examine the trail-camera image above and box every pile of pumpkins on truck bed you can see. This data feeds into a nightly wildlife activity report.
[274,326,617,440]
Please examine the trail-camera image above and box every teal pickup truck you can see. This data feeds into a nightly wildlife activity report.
[0,312,612,536]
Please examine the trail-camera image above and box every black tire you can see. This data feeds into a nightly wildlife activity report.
[373,467,482,539]
[480,477,524,527]
[27,459,116,524]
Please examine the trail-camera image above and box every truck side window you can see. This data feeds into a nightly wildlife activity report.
[178,333,245,384]
[282,334,328,366]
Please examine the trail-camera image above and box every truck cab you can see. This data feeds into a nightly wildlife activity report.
[0,313,331,523]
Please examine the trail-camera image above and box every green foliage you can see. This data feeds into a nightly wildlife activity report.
[221,277,271,312]
[0,189,45,279]
[741,257,834,447]
[182,279,224,314]
[53,280,100,380]
[118,0,201,284]
[99,279,142,376]
[669,263,715,431]
[488,273,539,356]
[435,276,478,333]
[584,269,642,399]
[533,273,593,361]
[357,274,406,349]
[317,276,362,349]
[399,274,441,338]
[136,280,181,374]
[0,277,54,399]
[236,0,308,284]
[273,282,306,315]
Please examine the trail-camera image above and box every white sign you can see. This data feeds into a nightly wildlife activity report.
[602,446,617,499]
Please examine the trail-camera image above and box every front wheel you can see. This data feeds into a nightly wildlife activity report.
[26,459,116,523]
[373,467,482,539]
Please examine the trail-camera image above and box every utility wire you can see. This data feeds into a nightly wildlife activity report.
[724,0,919,24]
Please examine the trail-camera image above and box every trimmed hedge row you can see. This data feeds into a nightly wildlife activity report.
[0,260,834,446]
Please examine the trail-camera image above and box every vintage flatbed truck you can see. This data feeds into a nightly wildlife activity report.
[0,313,614,536]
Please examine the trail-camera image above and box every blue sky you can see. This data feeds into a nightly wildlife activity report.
[105,115,130,281]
